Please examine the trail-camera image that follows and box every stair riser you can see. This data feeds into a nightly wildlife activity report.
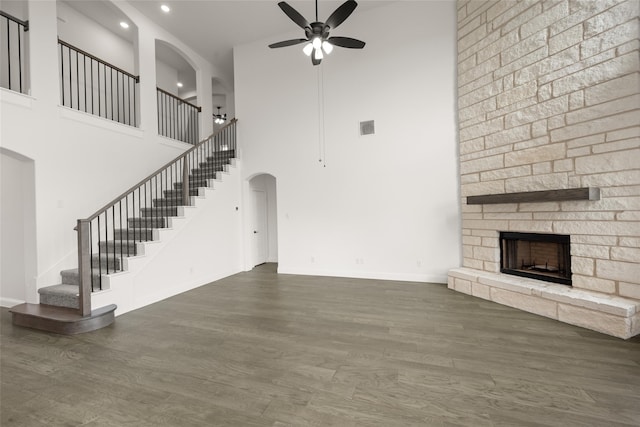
[61,270,102,287]
[128,218,167,228]
[113,229,154,241]
[91,255,122,271]
[198,161,229,169]
[192,166,224,174]
[190,173,219,181]
[98,242,138,256]
[40,294,79,309]
[163,189,198,198]
[141,207,179,217]
[205,151,234,162]
[190,173,220,181]
[152,199,185,208]
[174,181,209,190]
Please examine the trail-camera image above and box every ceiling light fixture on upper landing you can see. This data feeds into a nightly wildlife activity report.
[119,21,129,29]
[177,82,183,88]
[269,0,365,66]
[214,107,227,125]
[161,4,170,13]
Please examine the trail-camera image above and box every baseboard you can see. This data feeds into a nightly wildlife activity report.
[0,297,26,308]
[276,267,448,284]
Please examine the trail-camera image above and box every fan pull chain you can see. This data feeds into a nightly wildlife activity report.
[317,64,326,167]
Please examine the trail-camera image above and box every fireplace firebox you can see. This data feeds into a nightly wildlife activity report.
[500,232,571,285]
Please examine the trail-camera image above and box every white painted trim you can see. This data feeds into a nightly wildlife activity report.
[58,105,145,138]
[0,87,34,108]
[0,297,26,308]
[277,267,448,284]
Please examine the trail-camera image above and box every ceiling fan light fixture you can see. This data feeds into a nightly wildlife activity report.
[303,43,314,56]
[269,0,365,66]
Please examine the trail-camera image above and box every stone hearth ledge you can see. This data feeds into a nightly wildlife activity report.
[448,268,640,340]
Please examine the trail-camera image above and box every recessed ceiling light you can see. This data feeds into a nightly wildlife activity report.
[161,4,170,13]
[177,82,183,88]
[120,21,129,29]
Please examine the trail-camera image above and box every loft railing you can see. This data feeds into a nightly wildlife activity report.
[75,119,237,316]
[58,39,139,126]
[157,87,201,145]
[0,10,29,94]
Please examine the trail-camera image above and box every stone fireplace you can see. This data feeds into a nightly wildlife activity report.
[449,1,640,339]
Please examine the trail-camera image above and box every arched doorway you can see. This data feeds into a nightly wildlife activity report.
[248,174,278,268]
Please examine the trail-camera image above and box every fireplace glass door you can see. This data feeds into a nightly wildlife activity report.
[500,232,571,285]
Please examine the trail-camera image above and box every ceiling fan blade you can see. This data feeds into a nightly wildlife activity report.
[269,39,308,49]
[325,0,358,30]
[327,36,365,49]
[278,2,310,29]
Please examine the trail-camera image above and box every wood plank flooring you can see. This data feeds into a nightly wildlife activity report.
[2,263,639,426]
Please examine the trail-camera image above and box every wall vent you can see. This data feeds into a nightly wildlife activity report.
[360,120,375,136]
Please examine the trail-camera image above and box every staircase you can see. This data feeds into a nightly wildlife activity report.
[10,121,237,334]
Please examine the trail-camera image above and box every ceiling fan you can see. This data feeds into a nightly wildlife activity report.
[269,0,366,65]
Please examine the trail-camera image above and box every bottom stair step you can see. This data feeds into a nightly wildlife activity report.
[10,303,117,335]
[38,284,79,309]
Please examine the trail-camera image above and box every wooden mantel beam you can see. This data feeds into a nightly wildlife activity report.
[466,187,600,205]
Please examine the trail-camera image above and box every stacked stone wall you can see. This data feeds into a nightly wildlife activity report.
[455,0,639,299]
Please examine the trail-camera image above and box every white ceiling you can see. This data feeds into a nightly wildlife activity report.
[62,0,393,89]
[127,0,393,86]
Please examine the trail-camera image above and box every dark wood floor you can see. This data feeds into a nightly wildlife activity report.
[2,264,639,426]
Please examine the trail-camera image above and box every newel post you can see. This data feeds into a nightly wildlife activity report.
[182,156,190,207]
[77,219,92,317]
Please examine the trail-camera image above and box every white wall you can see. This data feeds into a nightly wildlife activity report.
[92,164,243,316]
[235,1,460,282]
[0,0,237,307]
[156,59,179,95]
[57,1,135,74]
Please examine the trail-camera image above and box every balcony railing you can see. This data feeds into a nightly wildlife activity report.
[58,39,139,126]
[0,10,29,94]
[157,87,201,145]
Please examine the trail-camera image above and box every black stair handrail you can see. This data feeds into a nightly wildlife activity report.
[75,119,237,316]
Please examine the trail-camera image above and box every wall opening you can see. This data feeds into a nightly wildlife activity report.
[500,232,571,286]
[1,148,37,306]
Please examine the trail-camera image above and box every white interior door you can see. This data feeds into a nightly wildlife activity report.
[252,190,268,266]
